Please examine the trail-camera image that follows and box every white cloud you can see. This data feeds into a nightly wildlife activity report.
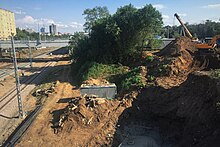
[202,3,220,9]
[14,10,26,15]
[162,14,170,20]
[38,18,55,25]
[178,13,187,17]
[16,16,55,25]
[153,4,165,10]
[162,14,173,26]
[56,23,69,28]
[17,15,37,24]
[136,4,165,10]
[69,22,83,28]
[135,6,144,9]
[16,15,84,33]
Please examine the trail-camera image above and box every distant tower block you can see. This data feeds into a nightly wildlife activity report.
[49,24,57,35]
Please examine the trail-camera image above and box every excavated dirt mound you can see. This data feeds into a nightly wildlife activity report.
[158,37,196,57]
[136,72,220,146]
[16,80,132,147]
[155,37,207,88]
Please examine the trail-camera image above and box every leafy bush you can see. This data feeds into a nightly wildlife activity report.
[146,56,154,62]
[211,69,220,79]
[147,75,155,81]
[120,67,145,91]
[85,62,127,79]
[73,62,127,84]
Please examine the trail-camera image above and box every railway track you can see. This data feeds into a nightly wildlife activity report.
[3,105,42,147]
[0,63,30,79]
[0,47,60,80]
[0,61,54,111]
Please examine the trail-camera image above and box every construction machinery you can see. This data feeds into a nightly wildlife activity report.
[174,13,220,56]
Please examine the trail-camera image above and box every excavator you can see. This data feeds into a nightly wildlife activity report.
[174,13,220,56]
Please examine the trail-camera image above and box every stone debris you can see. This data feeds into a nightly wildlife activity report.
[51,94,106,134]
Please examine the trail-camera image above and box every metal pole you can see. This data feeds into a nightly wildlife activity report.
[28,37,32,68]
[0,42,2,58]
[11,35,25,118]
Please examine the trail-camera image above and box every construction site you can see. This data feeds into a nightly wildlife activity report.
[1,2,220,147]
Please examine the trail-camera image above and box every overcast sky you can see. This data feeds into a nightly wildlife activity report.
[1,0,220,33]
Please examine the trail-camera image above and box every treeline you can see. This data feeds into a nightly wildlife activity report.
[69,4,163,65]
[15,28,39,40]
[14,28,70,41]
[161,20,220,39]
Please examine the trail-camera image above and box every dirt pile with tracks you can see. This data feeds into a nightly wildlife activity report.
[16,72,131,147]
[132,37,220,146]
[155,37,206,88]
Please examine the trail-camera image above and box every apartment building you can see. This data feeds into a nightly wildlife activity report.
[0,8,16,40]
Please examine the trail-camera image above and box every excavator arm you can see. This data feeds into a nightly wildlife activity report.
[174,13,193,39]
[210,35,220,47]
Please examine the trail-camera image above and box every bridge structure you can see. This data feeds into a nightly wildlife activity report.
[0,39,69,49]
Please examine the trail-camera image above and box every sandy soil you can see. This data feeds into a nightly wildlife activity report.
[16,61,130,147]
[0,62,11,68]
[0,62,49,98]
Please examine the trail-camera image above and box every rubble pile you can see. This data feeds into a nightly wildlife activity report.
[51,94,107,134]
[33,82,56,97]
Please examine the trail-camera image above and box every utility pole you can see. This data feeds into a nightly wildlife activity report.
[167,27,170,39]
[11,34,25,118]
[0,41,2,58]
[28,36,32,68]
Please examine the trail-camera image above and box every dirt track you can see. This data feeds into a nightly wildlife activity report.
[15,62,130,147]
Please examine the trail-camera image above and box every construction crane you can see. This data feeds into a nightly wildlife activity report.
[174,13,220,55]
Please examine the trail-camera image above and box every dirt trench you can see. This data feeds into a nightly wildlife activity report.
[110,37,220,146]
[111,37,220,146]
[115,72,220,146]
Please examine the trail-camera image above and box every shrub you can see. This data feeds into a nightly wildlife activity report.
[120,67,145,91]
[73,62,128,84]
[211,69,220,79]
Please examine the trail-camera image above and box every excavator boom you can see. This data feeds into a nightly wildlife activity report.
[174,13,193,39]
[174,13,220,56]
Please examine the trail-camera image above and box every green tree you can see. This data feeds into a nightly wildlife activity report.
[69,32,87,58]
[83,6,110,33]
[73,4,163,64]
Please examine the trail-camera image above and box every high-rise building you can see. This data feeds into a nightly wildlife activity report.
[40,27,45,33]
[0,8,16,40]
[49,24,57,35]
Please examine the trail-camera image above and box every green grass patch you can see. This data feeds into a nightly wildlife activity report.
[120,67,145,90]
[72,61,145,92]
[73,61,128,84]
[211,69,220,79]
